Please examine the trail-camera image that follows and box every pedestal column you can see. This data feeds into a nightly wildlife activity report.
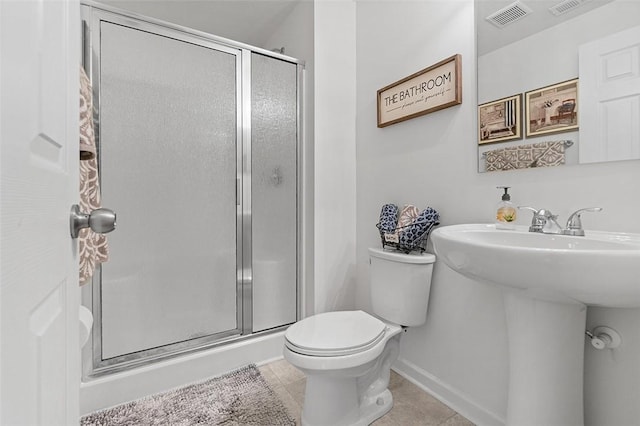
[503,290,587,426]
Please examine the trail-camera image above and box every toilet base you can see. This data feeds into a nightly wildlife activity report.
[295,332,400,426]
[358,388,393,426]
[301,382,393,426]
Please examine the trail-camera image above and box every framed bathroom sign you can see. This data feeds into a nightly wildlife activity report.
[377,54,462,128]
[525,78,579,137]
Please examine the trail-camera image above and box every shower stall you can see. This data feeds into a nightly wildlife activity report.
[81,3,303,378]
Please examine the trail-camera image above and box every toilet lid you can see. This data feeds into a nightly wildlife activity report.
[285,310,387,357]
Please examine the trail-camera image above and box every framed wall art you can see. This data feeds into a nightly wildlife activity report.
[478,94,522,144]
[377,54,462,128]
[525,78,578,137]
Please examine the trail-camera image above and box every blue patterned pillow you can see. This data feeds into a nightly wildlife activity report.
[399,207,439,248]
[378,204,399,234]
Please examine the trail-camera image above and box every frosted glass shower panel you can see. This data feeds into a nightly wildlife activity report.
[99,22,239,359]
[251,53,298,332]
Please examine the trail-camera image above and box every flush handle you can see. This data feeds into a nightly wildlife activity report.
[70,204,117,238]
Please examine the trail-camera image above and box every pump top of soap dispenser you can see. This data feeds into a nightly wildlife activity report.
[497,186,511,201]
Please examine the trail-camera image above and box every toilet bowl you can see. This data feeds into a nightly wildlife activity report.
[284,310,402,425]
[283,248,435,426]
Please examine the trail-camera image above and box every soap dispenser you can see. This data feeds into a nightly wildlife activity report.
[495,186,516,230]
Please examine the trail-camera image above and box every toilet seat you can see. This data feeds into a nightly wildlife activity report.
[285,310,387,357]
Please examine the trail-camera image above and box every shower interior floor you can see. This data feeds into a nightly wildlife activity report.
[259,359,475,425]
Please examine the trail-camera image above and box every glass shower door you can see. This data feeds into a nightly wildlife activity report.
[97,20,241,363]
[251,53,299,332]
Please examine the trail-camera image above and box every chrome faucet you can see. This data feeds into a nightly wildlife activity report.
[518,206,544,232]
[518,207,563,234]
[518,206,602,236]
[563,207,603,236]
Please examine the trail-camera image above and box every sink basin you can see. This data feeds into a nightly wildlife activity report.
[431,223,640,425]
[431,223,640,307]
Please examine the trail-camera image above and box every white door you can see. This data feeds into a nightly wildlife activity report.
[579,25,640,163]
[1,0,80,424]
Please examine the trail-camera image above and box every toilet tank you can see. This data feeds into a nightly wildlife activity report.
[368,247,436,327]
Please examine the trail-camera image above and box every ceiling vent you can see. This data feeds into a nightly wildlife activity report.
[549,0,588,16]
[485,1,533,28]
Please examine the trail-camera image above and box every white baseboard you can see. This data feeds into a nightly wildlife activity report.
[393,357,505,426]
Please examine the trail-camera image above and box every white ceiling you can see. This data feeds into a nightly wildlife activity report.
[96,0,617,57]
[476,0,614,55]
[95,0,303,48]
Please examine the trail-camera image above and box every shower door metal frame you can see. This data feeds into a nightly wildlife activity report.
[81,2,305,377]
[241,49,253,337]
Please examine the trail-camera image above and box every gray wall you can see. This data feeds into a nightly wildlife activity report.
[351,1,640,424]
[314,0,358,314]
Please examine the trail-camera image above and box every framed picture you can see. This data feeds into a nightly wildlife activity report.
[377,54,462,128]
[525,78,578,137]
[478,94,522,145]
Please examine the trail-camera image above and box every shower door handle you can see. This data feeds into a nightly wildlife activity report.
[237,177,241,206]
[70,204,117,238]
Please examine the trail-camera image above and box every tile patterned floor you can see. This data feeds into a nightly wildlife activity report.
[259,359,475,426]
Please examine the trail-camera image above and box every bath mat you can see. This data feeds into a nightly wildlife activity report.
[80,364,296,426]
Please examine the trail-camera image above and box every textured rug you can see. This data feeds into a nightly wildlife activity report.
[81,364,296,425]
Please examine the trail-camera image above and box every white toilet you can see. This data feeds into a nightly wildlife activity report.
[283,247,436,426]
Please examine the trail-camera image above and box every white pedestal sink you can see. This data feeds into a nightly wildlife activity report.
[431,224,640,425]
